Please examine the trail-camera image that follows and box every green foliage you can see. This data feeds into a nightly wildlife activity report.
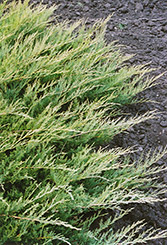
[0,1,167,244]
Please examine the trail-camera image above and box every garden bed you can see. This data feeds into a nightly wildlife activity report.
[1,0,167,244]
[47,1,167,244]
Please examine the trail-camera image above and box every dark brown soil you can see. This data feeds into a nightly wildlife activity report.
[32,0,167,244]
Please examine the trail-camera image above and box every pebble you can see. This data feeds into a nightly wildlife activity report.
[162,25,167,33]
[162,35,167,43]
[139,134,145,140]
[163,174,167,183]
[148,20,155,26]
[105,3,111,9]
[157,160,164,165]
[143,0,149,6]
[160,121,167,127]
[108,24,115,31]
[76,12,81,16]
[84,6,89,12]
[136,3,143,12]
[130,133,137,139]
[129,0,135,4]
[157,43,165,51]
[145,120,152,126]
[138,146,143,152]
[163,203,167,210]
[120,7,128,14]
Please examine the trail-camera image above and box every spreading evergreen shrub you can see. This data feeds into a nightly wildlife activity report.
[0,1,167,244]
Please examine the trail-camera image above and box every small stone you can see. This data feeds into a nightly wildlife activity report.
[133,20,139,26]
[145,48,151,53]
[163,203,167,210]
[148,21,155,26]
[157,160,164,166]
[42,0,48,4]
[162,100,167,109]
[108,24,115,31]
[105,3,111,8]
[163,174,167,183]
[160,121,167,127]
[138,146,143,152]
[157,43,165,51]
[143,0,149,6]
[77,2,83,7]
[162,35,167,43]
[76,12,81,16]
[143,138,148,144]
[130,134,136,139]
[162,26,167,33]
[136,3,143,11]
[84,6,89,12]
[145,120,152,126]
[139,134,145,140]
[120,7,128,14]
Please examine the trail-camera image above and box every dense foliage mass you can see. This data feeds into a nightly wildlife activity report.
[0,1,167,244]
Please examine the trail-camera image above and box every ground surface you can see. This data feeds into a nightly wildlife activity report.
[32,0,167,244]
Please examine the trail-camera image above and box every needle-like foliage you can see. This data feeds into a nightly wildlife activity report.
[0,1,167,244]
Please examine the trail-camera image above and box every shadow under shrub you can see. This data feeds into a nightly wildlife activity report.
[0,1,167,244]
